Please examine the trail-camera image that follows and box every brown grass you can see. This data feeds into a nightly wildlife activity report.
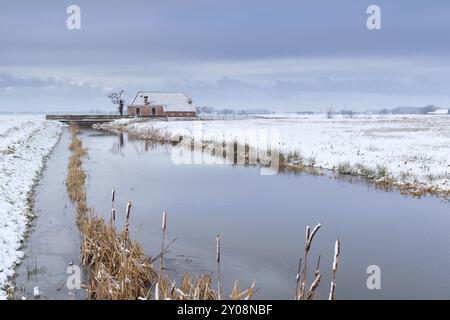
[81,213,155,299]
[153,274,257,300]
[67,125,155,299]
[66,125,88,224]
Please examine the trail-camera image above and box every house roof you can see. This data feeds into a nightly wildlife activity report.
[128,91,196,112]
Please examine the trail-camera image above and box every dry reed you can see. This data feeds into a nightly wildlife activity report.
[160,210,167,280]
[329,239,341,300]
[216,235,222,300]
[295,223,341,300]
[66,125,155,299]
[151,214,257,300]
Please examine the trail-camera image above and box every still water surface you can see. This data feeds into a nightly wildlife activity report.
[80,129,450,299]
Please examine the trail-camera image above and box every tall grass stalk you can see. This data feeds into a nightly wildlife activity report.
[329,239,341,300]
[110,189,115,227]
[159,210,167,281]
[216,235,222,300]
[295,223,341,300]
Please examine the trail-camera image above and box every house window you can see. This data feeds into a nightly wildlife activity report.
[152,107,156,115]
[136,108,140,116]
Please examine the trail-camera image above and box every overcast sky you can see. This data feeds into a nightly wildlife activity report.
[1,0,450,112]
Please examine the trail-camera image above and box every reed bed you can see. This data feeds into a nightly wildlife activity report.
[80,212,155,299]
[154,274,257,300]
[66,125,88,224]
[67,125,155,299]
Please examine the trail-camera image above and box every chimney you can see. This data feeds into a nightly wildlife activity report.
[143,96,149,105]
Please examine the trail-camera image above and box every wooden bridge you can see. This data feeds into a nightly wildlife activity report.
[45,114,128,127]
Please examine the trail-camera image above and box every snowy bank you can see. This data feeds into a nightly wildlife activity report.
[0,115,62,299]
[99,115,450,197]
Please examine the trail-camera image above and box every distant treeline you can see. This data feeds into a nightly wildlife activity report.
[369,105,448,115]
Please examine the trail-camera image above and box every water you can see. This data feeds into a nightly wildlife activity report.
[14,129,86,300]
[78,129,450,299]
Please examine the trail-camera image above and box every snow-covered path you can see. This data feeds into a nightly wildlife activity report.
[0,115,62,299]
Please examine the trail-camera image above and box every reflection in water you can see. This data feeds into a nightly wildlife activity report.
[119,132,124,147]
[111,132,172,155]
[108,132,169,156]
[82,129,450,299]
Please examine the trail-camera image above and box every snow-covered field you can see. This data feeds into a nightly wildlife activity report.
[103,114,450,195]
[0,115,62,299]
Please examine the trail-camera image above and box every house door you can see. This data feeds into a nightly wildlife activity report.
[136,108,140,116]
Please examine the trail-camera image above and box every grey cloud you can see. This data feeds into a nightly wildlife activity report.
[2,0,450,67]
[1,0,450,111]
[0,74,64,88]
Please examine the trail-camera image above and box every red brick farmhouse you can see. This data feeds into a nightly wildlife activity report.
[127,91,197,117]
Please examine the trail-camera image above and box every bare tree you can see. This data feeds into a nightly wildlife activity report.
[341,109,355,119]
[326,107,335,119]
[108,90,125,117]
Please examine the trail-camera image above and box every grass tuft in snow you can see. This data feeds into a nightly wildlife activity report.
[376,165,389,178]
[337,162,353,175]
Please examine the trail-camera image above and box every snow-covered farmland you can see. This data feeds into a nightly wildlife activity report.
[105,114,450,196]
[0,115,62,299]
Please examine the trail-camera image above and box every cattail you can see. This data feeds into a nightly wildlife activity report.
[216,235,222,300]
[306,255,322,300]
[159,211,167,281]
[110,189,115,227]
[155,281,159,300]
[305,225,311,248]
[216,235,221,264]
[33,286,40,298]
[110,207,116,228]
[124,202,132,248]
[126,202,132,220]
[315,254,321,270]
[299,223,322,299]
[295,257,302,299]
[329,281,335,301]
[329,239,341,300]
[162,210,167,231]
[332,239,340,272]
[296,258,302,281]
[306,223,321,251]
[307,272,321,300]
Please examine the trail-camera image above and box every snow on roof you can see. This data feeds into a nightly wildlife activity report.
[129,91,196,112]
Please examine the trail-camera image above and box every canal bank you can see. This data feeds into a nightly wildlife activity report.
[13,129,86,300]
